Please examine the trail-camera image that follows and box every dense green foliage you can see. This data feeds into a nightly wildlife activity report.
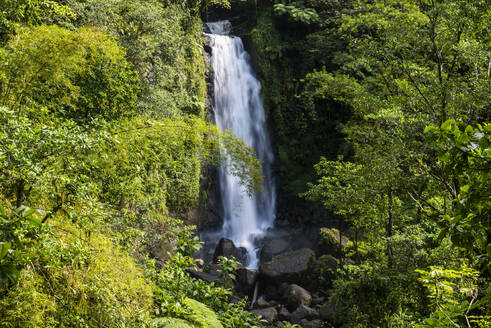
[0,0,268,327]
[0,0,489,326]
[0,205,154,327]
[251,0,490,326]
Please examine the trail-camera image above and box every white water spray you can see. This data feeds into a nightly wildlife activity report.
[206,21,276,268]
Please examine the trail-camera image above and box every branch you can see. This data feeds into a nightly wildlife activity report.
[407,191,444,218]
[402,64,434,112]
[41,203,63,223]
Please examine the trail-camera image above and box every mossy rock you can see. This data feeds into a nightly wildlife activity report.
[183,298,223,328]
[318,228,350,257]
[153,317,197,328]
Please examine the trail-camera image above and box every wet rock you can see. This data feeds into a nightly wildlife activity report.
[304,319,323,328]
[198,164,221,230]
[283,284,312,311]
[289,305,319,323]
[235,268,258,294]
[235,246,248,265]
[213,238,243,263]
[213,238,236,261]
[255,298,270,308]
[186,269,219,283]
[252,307,278,323]
[278,307,291,321]
[260,248,315,284]
[275,219,290,228]
[260,237,291,262]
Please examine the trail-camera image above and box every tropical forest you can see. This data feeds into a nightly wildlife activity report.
[0,0,489,327]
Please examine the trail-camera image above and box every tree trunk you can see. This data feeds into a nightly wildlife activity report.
[355,229,361,263]
[15,179,25,208]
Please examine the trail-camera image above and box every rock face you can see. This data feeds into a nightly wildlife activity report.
[259,248,315,284]
[260,237,291,262]
[282,284,312,311]
[252,307,278,323]
[235,268,258,294]
[235,247,248,265]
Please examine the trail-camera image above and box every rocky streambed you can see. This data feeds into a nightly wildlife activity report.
[191,227,350,327]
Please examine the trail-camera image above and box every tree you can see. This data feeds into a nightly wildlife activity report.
[0,0,74,43]
[426,121,491,273]
[302,0,490,251]
[0,25,140,123]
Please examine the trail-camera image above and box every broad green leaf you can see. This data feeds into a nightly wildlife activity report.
[26,216,42,227]
[0,242,11,259]
[441,119,455,131]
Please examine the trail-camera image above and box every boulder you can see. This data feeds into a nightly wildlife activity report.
[187,269,219,283]
[255,298,270,309]
[317,254,338,271]
[252,307,278,323]
[282,284,312,311]
[235,268,258,294]
[304,319,323,328]
[213,238,248,265]
[318,228,350,258]
[289,304,319,324]
[260,248,315,284]
[213,238,237,262]
[260,237,291,262]
[311,295,325,306]
[304,254,338,289]
[278,307,291,321]
[319,301,336,322]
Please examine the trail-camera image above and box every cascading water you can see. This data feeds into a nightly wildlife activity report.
[205,21,276,269]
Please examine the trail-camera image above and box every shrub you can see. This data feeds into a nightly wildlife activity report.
[0,216,154,327]
[153,317,197,328]
[0,25,140,123]
[184,298,223,328]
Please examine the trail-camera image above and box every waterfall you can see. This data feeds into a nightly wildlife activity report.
[206,21,276,269]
